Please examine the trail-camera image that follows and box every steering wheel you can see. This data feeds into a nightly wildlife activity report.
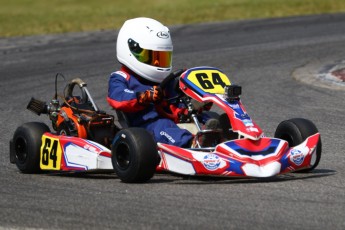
[64,78,88,104]
[160,69,185,102]
[155,69,186,121]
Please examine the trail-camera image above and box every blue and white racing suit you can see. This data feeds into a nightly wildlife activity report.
[107,66,193,147]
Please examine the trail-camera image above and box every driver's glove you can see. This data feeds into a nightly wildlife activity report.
[137,86,162,105]
[169,104,189,123]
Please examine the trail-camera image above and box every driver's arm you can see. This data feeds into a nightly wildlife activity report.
[107,72,146,113]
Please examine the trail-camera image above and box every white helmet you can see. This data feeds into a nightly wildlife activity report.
[116,17,173,83]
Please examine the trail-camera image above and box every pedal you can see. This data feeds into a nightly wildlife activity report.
[27,97,48,115]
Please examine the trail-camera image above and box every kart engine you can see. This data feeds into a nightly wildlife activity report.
[26,76,117,147]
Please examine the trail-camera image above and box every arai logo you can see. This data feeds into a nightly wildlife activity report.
[203,153,221,171]
[290,149,304,166]
[157,31,170,39]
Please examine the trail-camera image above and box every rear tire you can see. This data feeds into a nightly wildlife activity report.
[274,118,321,172]
[11,122,50,173]
[111,128,158,183]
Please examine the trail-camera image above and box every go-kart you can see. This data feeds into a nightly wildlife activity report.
[9,67,322,183]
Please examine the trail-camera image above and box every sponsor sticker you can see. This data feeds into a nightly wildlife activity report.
[124,89,134,93]
[246,127,259,132]
[115,71,128,79]
[290,149,305,166]
[203,153,221,171]
[160,131,175,143]
[229,103,240,109]
[243,119,254,127]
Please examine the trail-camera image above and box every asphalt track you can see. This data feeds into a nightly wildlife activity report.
[1,14,345,230]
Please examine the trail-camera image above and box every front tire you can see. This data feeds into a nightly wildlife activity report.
[111,128,158,183]
[11,122,50,173]
[274,118,322,172]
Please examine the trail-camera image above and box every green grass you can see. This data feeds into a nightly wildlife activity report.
[1,0,345,37]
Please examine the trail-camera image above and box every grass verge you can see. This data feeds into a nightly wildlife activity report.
[1,0,345,37]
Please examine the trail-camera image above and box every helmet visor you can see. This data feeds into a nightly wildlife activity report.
[128,39,172,68]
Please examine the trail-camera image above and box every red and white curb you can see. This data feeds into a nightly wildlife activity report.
[293,59,345,91]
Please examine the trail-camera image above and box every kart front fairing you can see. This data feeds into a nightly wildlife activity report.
[156,67,321,177]
[179,67,263,140]
[157,133,320,177]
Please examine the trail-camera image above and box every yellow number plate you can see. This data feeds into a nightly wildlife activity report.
[40,135,62,170]
[186,69,231,94]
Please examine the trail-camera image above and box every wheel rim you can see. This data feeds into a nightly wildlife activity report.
[59,129,67,135]
[115,142,131,170]
[15,137,28,164]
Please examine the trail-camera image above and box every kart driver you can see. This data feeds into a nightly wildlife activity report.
[107,17,193,147]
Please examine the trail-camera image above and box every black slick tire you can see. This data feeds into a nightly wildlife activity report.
[11,122,50,173]
[111,128,158,183]
[274,118,322,172]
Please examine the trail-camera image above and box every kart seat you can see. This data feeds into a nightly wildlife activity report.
[113,110,130,129]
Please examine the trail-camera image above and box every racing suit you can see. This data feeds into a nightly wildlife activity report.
[107,66,193,147]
